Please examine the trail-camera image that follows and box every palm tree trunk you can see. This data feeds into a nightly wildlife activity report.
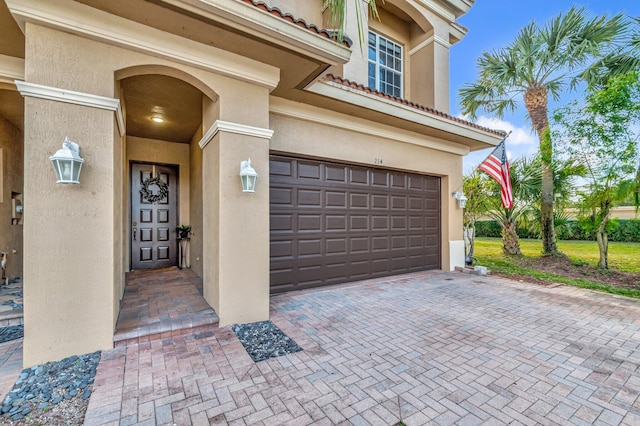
[502,221,521,255]
[524,86,558,255]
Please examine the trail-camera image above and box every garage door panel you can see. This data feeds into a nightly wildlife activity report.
[372,236,390,251]
[326,215,347,231]
[298,189,321,206]
[271,187,293,205]
[270,156,441,294]
[350,167,369,185]
[298,239,322,257]
[326,191,347,207]
[271,214,293,231]
[326,238,347,255]
[271,240,293,259]
[350,193,369,208]
[391,196,407,209]
[372,216,389,230]
[298,215,321,231]
[326,164,347,182]
[298,161,321,180]
[370,170,387,186]
[270,158,293,177]
[372,194,390,209]
[391,217,407,230]
[350,237,370,253]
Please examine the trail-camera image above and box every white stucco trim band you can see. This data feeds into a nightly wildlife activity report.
[269,97,470,156]
[198,120,274,150]
[409,35,451,56]
[307,79,503,146]
[15,81,126,136]
[5,0,280,91]
[0,54,25,82]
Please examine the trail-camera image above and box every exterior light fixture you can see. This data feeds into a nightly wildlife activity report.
[50,137,84,184]
[453,191,467,209]
[239,159,258,193]
[151,115,164,123]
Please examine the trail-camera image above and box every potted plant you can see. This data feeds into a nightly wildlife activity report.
[176,225,191,239]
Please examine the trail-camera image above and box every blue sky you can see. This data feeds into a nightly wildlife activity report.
[449,1,640,173]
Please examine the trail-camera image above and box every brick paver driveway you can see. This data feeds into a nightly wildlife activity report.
[85,271,640,425]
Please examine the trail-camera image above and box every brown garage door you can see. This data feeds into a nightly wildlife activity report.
[270,155,441,294]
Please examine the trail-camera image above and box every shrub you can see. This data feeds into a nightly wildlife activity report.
[474,219,640,242]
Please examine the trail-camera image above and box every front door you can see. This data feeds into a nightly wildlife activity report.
[131,162,178,270]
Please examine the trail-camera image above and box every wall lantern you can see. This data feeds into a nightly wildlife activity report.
[453,191,467,209]
[239,159,258,193]
[50,137,84,184]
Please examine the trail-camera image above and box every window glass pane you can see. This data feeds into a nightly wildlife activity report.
[368,31,402,97]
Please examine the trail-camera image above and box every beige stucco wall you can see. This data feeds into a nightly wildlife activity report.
[22,21,276,364]
[189,125,204,277]
[202,129,271,327]
[270,112,464,271]
[0,115,23,281]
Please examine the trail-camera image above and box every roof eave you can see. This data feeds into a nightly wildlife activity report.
[307,78,504,150]
[157,0,352,66]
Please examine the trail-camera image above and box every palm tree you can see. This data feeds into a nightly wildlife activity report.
[459,7,633,256]
[322,0,379,44]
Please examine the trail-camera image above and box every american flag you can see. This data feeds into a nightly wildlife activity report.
[478,140,513,209]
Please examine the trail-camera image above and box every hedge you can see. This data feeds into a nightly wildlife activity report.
[474,219,640,243]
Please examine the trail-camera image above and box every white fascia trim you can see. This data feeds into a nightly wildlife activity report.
[160,0,351,66]
[15,81,126,136]
[409,35,451,56]
[416,0,456,22]
[199,120,274,150]
[0,54,25,81]
[306,80,502,146]
[269,97,469,156]
[5,0,280,91]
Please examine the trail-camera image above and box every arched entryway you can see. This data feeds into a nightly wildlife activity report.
[113,67,221,344]
[116,67,218,276]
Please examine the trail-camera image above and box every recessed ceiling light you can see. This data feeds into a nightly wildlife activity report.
[151,116,164,123]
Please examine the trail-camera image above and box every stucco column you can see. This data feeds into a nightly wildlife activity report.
[20,96,118,366]
[201,122,272,326]
[409,31,451,112]
[19,23,121,367]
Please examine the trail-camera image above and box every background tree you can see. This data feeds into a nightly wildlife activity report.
[553,72,640,268]
[459,7,632,256]
[462,171,491,264]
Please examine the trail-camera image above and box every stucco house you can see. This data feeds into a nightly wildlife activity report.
[0,0,503,367]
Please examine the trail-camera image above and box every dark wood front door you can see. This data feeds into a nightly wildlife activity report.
[131,162,178,270]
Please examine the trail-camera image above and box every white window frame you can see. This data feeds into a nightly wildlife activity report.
[368,31,403,98]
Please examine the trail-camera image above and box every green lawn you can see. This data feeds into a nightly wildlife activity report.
[474,238,640,274]
[473,238,640,298]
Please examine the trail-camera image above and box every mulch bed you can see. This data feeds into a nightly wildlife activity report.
[494,253,640,289]
[232,320,302,362]
[0,326,23,344]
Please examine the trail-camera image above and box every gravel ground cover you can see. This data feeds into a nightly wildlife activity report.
[231,320,302,362]
[1,351,100,424]
[0,325,23,344]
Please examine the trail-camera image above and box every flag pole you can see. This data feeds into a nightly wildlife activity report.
[452,130,512,195]
[475,130,512,172]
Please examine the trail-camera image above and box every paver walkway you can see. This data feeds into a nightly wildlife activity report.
[85,271,640,425]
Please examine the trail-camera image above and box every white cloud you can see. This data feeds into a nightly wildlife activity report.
[461,116,540,174]
[472,116,537,146]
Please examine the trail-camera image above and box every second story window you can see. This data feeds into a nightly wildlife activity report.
[368,31,403,98]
